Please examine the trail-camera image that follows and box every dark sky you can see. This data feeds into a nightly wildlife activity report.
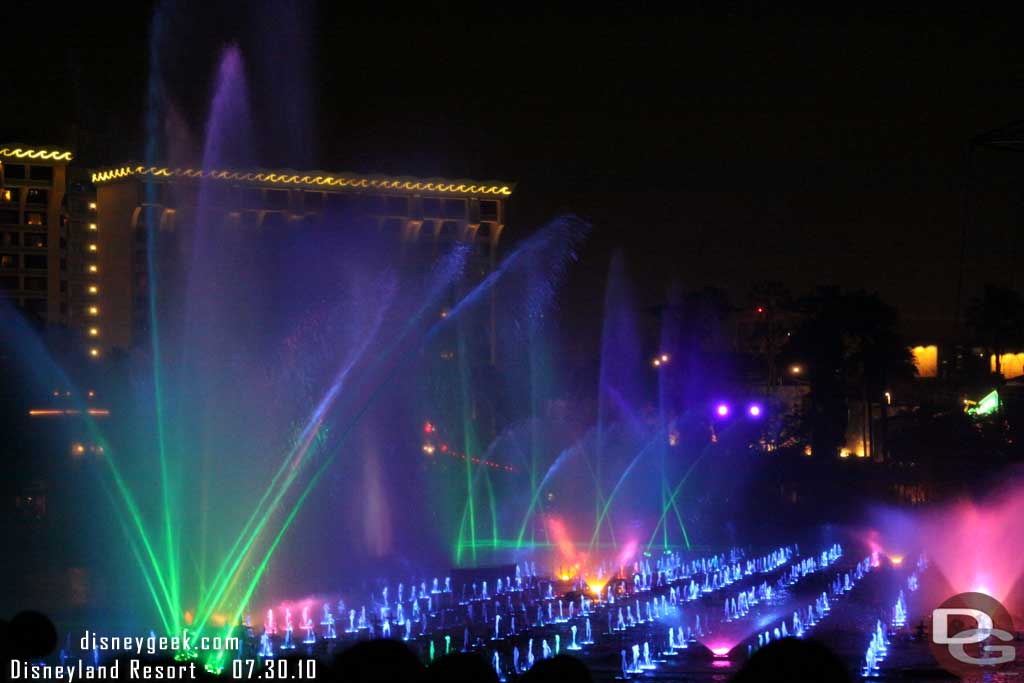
[6,2,1024,339]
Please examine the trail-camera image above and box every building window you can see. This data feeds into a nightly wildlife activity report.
[4,164,26,179]
[443,199,466,219]
[29,166,54,183]
[1,188,19,203]
[479,201,499,221]
[0,275,17,290]
[382,217,404,235]
[1,231,18,246]
[0,253,17,269]
[359,194,384,214]
[325,194,356,213]
[265,189,290,209]
[439,221,459,241]
[385,196,409,216]
[302,192,323,211]
[0,209,18,224]
[26,233,47,248]
[261,212,287,229]
[242,188,263,209]
[24,298,47,318]
[422,198,442,218]
[26,212,46,226]
[26,188,49,204]
[24,276,47,291]
[14,491,47,519]
[24,254,46,269]
[477,222,496,242]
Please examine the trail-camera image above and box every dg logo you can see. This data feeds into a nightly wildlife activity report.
[929,592,1016,676]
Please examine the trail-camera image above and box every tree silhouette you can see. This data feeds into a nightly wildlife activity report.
[965,284,1024,378]
[748,281,795,393]
[784,288,914,460]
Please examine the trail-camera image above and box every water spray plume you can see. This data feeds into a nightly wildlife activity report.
[875,481,1024,610]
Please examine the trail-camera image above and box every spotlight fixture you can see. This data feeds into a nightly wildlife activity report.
[715,403,730,418]
[747,403,763,418]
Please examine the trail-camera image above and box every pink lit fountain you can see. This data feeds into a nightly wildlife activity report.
[876,481,1024,620]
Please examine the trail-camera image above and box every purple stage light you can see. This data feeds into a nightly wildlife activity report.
[748,403,763,417]
[715,403,730,417]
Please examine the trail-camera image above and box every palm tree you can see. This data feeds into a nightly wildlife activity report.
[748,281,794,393]
[965,284,1024,378]
[784,289,914,461]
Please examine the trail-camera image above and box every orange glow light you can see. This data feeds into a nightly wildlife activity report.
[29,408,110,417]
[911,345,938,378]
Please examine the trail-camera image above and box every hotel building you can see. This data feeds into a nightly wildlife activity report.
[90,163,513,356]
[0,145,97,344]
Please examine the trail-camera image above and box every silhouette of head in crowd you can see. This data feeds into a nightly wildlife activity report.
[333,639,424,682]
[425,652,498,683]
[4,610,57,661]
[730,637,851,683]
[521,654,593,683]
[1,609,855,683]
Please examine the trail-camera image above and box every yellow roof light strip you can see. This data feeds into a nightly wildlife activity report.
[91,165,513,196]
[0,147,74,161]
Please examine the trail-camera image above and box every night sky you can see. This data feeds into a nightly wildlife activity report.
[6,3,1024,340]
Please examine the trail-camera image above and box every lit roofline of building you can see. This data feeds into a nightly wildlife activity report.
[91,164,514,196]
[28,408,111,417]
[0,145,74,161]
